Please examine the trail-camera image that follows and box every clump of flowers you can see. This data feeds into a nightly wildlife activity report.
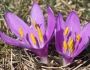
[0,2,55,64]
[55,11,90,65]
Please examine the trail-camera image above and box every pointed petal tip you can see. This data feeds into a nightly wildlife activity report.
[46,6,51,10]
[5,11,10,15]
[56,12,64,23]
[66,10,81,33]
[5,12,12,26]
[33,1,38,4]
[47,6,53,14]
[45,6,55,43]
[5,12,13,20]
[5,11,12,16]
[31,2,39,9]
[69,11,78,16]
[70,11,76,13]
[30,2,45,34]
[57,12,63,17]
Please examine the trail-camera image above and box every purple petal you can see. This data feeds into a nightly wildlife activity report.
[5,12,33,41]
[0,31,48,60]
[45,7,55,42]
[28,39,48,57]
[0,32,31,49]
[73,23,90,57]
[31,47,48,63]
[30,2,45,35]
[56,13,65,30]
[55,13,65,54]
[66,11,81,33]
[31,48,48,57]
[26,33,41,49]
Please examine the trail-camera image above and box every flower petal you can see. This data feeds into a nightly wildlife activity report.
[66,11,81,33]
[73,23,90,57]
[45,7,55,42]
[5,12,33,41]
[55,13,65,54]
[30,2,45,34]
[56,13,65,30]
[31,48,48,57]
[0,32,31,49]
[26,33,40,49]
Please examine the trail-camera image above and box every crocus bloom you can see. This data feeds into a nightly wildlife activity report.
[55,11,90,65]
[0,2,55,64]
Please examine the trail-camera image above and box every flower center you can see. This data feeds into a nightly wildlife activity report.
[19,27,24,37]
[64,27,69,36]
[63,27,81,53]
[30,33,37,44]
[63,27,75,52]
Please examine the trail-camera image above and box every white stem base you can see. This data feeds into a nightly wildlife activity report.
[41,56,48,64]
[62,57,73,65]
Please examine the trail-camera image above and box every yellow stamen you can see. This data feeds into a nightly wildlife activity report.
[70,44,74,53]
[76,34,80,42]
[32,20,37,28]
[68,38,74,52]
[63,40,68,50]
[19,27,24,37]
[36,26,43,42]
[68,38,73,48]
[64,27,69,36]
[30,33,37,44]
[32,20,44,42]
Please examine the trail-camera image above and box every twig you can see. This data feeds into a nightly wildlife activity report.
[80,17,90,21]
[5,5,13,12]
[61,0,72,11]
[41,66,63,70]
[11,49,14,70]
[73,57,90,70]
[42,0,57,13]
[49,56,62,65]
[61,63,71,68]
[22,57,36,70]
[54,3,61,7]
[24,49,31,61]
[22,8,30,19]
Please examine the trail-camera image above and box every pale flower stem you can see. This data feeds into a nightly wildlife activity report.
[40,56,48,64]
[63,57,68,65]
[39,56,48,70]
[62,57,73,65]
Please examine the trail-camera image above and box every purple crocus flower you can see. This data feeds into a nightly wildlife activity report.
[0,2,55,64]
[55,11,90,65]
